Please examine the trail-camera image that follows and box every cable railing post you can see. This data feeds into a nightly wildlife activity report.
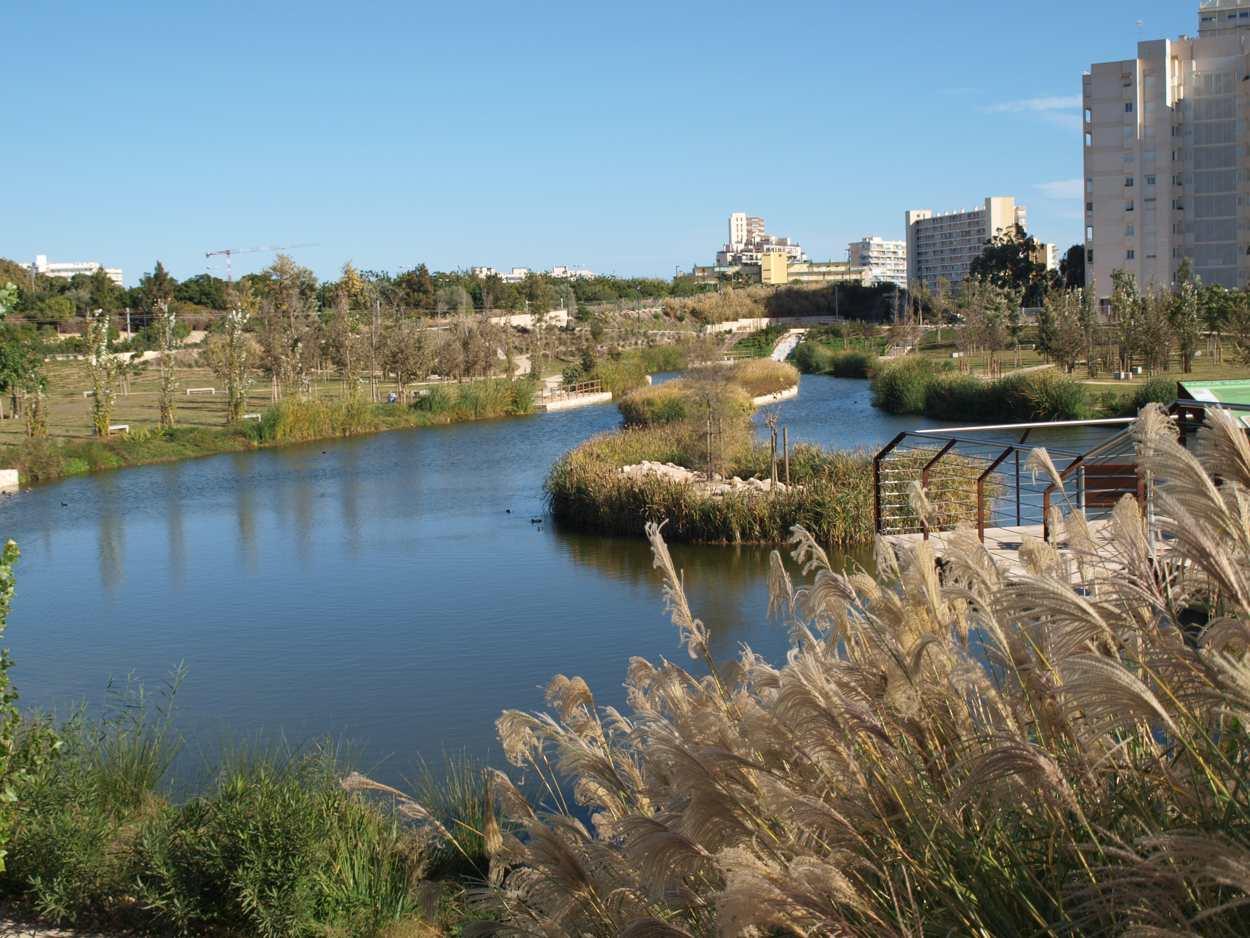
[920,439,957,539]
[873,432,907,535]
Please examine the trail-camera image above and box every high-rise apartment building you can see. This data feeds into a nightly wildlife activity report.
[847,236,907,287]
[718,213,805,266]
[904,197,1027,291]
[1084,2,1250,301]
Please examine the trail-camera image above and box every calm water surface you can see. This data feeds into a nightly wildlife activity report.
[0,376,1098,783]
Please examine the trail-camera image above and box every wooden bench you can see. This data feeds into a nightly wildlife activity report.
[186,387,216,396]
[242,413,261,421]
[108,424,129,435]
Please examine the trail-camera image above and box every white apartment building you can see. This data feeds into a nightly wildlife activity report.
[547,265,595,280]
[718,213,806,266]
[847,236,907,287]
[31,254,123,286]
[1083,1,1250,302]
[904,197,1027,292]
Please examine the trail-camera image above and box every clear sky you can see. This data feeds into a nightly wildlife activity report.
[5,1,1194,285]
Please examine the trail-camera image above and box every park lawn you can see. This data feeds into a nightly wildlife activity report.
[1,358,385,443]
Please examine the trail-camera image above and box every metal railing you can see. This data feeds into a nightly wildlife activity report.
[874,418,1138,542]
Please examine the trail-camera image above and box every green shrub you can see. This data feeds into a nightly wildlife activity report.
[618,383,691,427]
[133,753,423,937]
[871,360,1088,422]
[793,342,876,378]
[871,358,935,414]
[1132,376,1178,412]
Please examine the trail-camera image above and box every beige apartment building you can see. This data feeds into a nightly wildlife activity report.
[904,197,1027,292]
[1084,1,1250,302]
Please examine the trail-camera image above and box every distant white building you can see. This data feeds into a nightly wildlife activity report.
[470,266,498,279]
[547,265,596,280]
[717,213,806,266]
[31,254,123,286]
[501,267,531,283]
[847,236,907,288]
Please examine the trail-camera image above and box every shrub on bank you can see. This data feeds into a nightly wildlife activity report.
[717,358,799,397]
[793,342,877,378]
[872,358,1088,421]
[618,382,692,427]
[1,702,466,935]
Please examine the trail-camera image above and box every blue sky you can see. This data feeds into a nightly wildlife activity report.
[5,1,1192,285]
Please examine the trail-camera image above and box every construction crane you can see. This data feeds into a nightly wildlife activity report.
[204,243,318,282]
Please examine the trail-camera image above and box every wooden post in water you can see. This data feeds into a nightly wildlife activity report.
[783,426,790,484]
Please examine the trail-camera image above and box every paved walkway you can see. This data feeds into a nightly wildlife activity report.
[769,329,806,362]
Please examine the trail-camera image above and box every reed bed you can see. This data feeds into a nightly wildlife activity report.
[546,425,979,546]
[873,357,1089,421]
[711,358,800,397]
[793,341,878,378]
[617,381,752,429]
[441,404,1250,935]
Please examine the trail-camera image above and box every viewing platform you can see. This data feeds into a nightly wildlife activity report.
[872,400,1233,577]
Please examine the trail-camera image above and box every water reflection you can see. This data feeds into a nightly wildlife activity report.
[97,475,124,594]
[163,463,185,589]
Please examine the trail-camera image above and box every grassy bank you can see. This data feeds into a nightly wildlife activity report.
[1,379,538,485]
[2,706,487,935]
[870,357,1176,422]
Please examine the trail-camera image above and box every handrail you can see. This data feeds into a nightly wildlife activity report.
[915,417,1135,435]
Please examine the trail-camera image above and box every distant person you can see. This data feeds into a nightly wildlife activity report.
[387,391,398,404]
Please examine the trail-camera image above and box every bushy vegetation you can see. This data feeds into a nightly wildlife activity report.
[715,359,799,398]
[793,341,877,378]
[589,344,694,397]
[0,696,487,935]
[872,357,1091,421]
[476,407,1250,934]
[617,382,696,427]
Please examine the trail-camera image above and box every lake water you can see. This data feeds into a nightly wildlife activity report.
[0,376,1098,784]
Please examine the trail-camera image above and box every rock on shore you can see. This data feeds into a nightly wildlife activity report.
[620,461,795,496]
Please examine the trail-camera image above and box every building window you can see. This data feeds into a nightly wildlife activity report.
[1126,224,1135,236]
[1084,108,1092,123]
[1086,201,1094,212]
[1086,225,1094,241]
[1085,132,1093,147]
[1087,250,1094,262]
[1125,176,1134,187]
[1126,200,1135,212]
[1146,174,1156,185]
[1127,250,1136,260]
[1125,102,1134,113]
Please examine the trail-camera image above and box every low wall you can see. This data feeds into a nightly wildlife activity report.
[537,391,613,412]
[751,385,799,407]
[0,469,18,491]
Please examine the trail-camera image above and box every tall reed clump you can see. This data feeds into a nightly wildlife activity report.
[253,396,385,444]
[617,382,694,427]
[714,359,799,398]
[453,405,1250,935]
[873,357,1089,421]
[793,341,877,378]
[414,378,537,422]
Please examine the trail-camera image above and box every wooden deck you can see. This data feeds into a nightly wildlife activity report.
[885,520,1125,578]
